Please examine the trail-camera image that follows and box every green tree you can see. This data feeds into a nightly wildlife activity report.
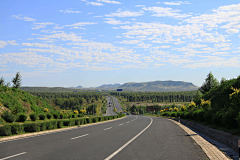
[199,72,219,94]
[12,72,22,89]
[0,77,5,86]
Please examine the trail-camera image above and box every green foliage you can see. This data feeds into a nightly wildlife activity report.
[30,113,38,121]
[24,123,40,132]
[199,72,219,94]
[11,124,24,134]
[53,113,60,119]
[2,111,16,123]
[17,113,27,122]
[0,125,12,136]
[39,113,46,120]
[222,108,238,129]
[12,71,21,89]
[39,122,46,131]
[46,113,52,119]
[57,120,63,128]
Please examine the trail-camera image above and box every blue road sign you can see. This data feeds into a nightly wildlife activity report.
[117,89,122,91]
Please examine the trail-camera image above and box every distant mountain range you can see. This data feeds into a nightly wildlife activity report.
[20,81,198,92]
[97,83,121,88]
[117,81,198,92]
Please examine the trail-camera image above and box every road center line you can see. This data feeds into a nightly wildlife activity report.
[119,124,123,126]
[71,134,89,140]
[127,121,129,123]
[104,127,112,130]
[105,117,153,160]
[0,152,27,160]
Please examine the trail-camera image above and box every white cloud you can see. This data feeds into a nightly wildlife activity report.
[226,29,239,33]
[60,10,81,13]
[65,22,97,29]
[12,14,36,21]
[163,1,190,5]
[82,0,103,6]
[135,5,145,7]
[32,22,55,29]
[0,40,8,48]
[118,40,141,44]
[105,9,144,17]
[104,18,130,25]
[142,6,191,19]
[7,40,19,45]
[186,43,207,48]
[97,0,121,4]
[185,3,240,34]
[0,52,54,67]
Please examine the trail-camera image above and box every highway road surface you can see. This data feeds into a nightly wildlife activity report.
[111,96,123,113]
[0,116,208,160]
[105,96,117,116]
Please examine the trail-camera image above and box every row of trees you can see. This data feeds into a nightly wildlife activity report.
[110,91,196,103]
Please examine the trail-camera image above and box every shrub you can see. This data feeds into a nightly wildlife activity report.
[53,113,60,119]
[73,110,79,114]
[30,113,38,121]
[11,124,24,135]
[60,113,67,119]
[184,112,190,119]
[46,113,52,119]
[39,122,46,131]
[0,125,12,136]
[71,114,76,118]
[92,117,97,123]
[212,111,224,126]
[51,120,58,129]
[78,114,83,117]
[57,120,63,128]
[2,111,16,123]
[200,99,211,111]
[188,101,196,110]
[39,113,46,120]
[43,108,49,112]
[222,108,238,129]
[17,113,27,122]
[75,119,81,125]
[86,118,92,124]
[196,109,204,121]
[45,121,53,130]
[180,105,187,111]
[63,120,73,126]
[24,123,40,132]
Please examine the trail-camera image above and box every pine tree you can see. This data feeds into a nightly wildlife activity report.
[12,72,22,89]
[199,72,219,94]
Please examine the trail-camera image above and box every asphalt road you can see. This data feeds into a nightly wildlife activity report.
[0,116,208,160]
[105,96,117,116]
[111,96,123,113]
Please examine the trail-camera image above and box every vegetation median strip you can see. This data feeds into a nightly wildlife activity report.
[0,152,27,160]
[71,134,89,140]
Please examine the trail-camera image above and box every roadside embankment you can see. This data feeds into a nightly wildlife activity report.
[174,118,240,152]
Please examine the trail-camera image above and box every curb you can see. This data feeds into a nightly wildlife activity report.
[168,119,230,160]
[0,116,126,143]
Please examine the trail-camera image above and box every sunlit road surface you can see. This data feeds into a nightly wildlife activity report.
[0,116,207,160]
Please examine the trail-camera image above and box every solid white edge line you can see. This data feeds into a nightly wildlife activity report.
[71,134,89,140]
[105,117,153,160]
[104,127,112,130]
[0,152,27,160]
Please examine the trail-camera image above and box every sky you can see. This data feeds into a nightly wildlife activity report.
[0,0,240,88]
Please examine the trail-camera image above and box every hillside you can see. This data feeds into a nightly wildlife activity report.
[97,83,121,88]
[0,86,55,116]
[118,81,198,92]
[20,87,83,92]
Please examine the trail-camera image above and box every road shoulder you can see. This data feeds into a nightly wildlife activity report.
[169,119,230,160]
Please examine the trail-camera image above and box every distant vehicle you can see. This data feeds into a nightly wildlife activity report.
[131,112,136,115]
[126,113,129,115]
[109,102,110,104]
